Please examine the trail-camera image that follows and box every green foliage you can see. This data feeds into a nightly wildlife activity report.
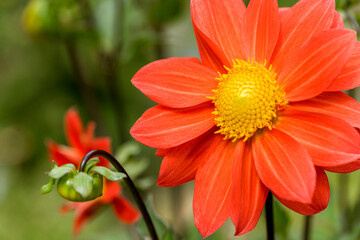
[114,141,154,190]
[137,198,177,240]
[146,0,187,26]
[23,0,89,39]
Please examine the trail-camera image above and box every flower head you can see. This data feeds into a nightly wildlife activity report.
[48,109,139,234]
[130,0,360,237]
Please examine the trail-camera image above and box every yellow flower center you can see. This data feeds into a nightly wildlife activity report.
[210,59,287,142]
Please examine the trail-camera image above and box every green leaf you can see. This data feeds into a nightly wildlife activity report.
[124,158,149,179]
[40,177,55,195]
[89,166,126,181]
[89,0,117,52]
[134,176,154,190]
[73,172,93,198]
[48,163,77,179]
[84,157,100,173]
[115,141,141,164]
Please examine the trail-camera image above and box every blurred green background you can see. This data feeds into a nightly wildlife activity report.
[0,0,360,239]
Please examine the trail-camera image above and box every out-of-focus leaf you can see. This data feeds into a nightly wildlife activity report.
[137,197,176,240]
[332,224,360,240]
[89,0,117,52]
[134,176,154,190]
[147,0,186,25]
[115,141,141,164]
[274,199,290,240]
[23,0,88,39]
[73,172,93,198]
[47,163,76,179]
[124,158,149,179]
[90,166,126,181]
[161,229,176,240]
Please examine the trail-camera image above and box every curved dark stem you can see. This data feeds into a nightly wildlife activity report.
[303,215,312,240]
[79,149,158,240]
[265,192,275,240]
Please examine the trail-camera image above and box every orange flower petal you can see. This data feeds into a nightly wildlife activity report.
[275,168,329,215]
[132,57,218,108]
[331,10,344,29]
[193,23,228,72]
[252,129,316,203]
[155,148,168,157]
[157,130,215,187]
[277,29,355,101]
[90,137,112,167]
[193,136,235,237]
[112,197,140,224]
[326,42,360,91]
[242,0,280,63]
[191,0,246,64]
[271,0,335,72]
[101,181,121,203]
[73,201,101,235]
[231,141,268,235]
[290,92,360,128]
[65,108,85,151]
[47,141,80,167]
[130,103,214,149]
[325,160,360,173]
[276,108,360,167]
[83,121,95,146]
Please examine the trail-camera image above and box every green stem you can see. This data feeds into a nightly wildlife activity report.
[79,149,159,240]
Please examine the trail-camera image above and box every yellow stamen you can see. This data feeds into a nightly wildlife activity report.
[211,59,287,142]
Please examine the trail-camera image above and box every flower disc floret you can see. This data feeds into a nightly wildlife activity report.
[211,59,287,141]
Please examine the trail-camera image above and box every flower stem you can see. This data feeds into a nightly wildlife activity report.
[79,149,159,240]
[303,215,312,240]
[265,192,275,240]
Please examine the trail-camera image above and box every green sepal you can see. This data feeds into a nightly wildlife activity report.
[89,166,126,181]
[84,157,100,173]
[48,163,77,179]
[73,172,94,198]
[41,177,56,195]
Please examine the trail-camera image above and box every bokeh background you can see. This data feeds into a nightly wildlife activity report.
[0,0,360,239]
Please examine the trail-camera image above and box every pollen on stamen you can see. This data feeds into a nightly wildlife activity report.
[210,59,288,142]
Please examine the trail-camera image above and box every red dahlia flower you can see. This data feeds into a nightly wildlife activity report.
[48,109,139,234]
[131,0,360,237]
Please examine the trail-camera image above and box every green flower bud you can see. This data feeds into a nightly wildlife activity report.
[57,172,103,202]
[41,158,125,202]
